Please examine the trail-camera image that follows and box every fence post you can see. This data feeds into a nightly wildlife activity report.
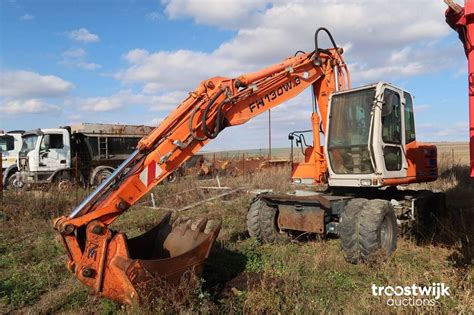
[242,153,245,180]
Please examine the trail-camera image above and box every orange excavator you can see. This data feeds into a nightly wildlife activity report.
[54,28,441,304]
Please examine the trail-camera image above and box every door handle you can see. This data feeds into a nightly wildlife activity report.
[60,160,66,164]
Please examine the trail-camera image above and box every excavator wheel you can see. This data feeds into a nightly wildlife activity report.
[247,196,290,244]
[339,198,397,264]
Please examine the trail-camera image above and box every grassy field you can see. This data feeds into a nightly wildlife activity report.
[0,143,473,313]
[206,142,470,164]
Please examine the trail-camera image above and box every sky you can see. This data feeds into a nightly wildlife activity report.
[0,0,469,151]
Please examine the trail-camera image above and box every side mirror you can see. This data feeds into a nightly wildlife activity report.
[288,134,294,140]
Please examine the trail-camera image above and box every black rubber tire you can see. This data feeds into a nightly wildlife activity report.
[246,197,290,244]
[339,198,368,263]
[340,198,397,264]
[246,197,262,239]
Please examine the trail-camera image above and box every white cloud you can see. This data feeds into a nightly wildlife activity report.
[0,70,73,98]
[0,99,60,115]
[417,121,468,140]
[123,49,149,63]
[60,48,101,71]
[19,13,34,21]
[67,28,100,43]
[116,49,255,92]
[63,48,86,58]
[79,90,186,112]
[108,0,467,148]
[162,0,270,29]
[118,0,457,94]
[76,62,101,70]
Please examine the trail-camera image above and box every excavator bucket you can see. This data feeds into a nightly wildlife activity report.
[66,211,221,305]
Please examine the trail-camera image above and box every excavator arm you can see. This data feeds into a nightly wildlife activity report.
[53,28,349,304]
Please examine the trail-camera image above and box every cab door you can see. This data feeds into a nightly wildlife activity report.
[38,131,70,172]
[379,88,407,178]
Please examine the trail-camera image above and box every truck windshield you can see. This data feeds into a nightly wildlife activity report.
[327,88,375,174]
[0,135,14,152]
[21,135,38,153]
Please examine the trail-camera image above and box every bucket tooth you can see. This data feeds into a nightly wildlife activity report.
[194,217,208,239]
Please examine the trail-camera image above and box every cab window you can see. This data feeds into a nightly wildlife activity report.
[0,135,14,152]
[40,134,64,150]
[382,90,401,144]
[404,92,416,144]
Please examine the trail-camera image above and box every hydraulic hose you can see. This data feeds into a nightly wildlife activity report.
[201,88,227,139]
[189,104,207,141]
[314,27,342,65]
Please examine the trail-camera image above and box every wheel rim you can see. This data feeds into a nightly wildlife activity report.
[380,215,393,250]
[10,177,24,189]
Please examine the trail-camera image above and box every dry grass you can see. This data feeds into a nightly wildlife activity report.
[0,143,473,314]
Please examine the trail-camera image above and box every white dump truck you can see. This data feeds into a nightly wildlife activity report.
[14,123,153,189]
[0,130,24,187]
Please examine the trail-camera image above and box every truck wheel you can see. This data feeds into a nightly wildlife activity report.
[339,199,397,264]
[93,169,113,186]
[247,197,289,244]
[6,172,24,191]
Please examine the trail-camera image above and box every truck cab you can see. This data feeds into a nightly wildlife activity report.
[17,128,71,186]
[0,130,24,187]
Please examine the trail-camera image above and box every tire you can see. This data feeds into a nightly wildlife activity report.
[339,198,368,263]
[339,198,397,264]
[93,168,113,186]
[246,197,290,244]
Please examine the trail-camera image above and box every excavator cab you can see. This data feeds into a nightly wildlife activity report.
[324,82,437,187]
